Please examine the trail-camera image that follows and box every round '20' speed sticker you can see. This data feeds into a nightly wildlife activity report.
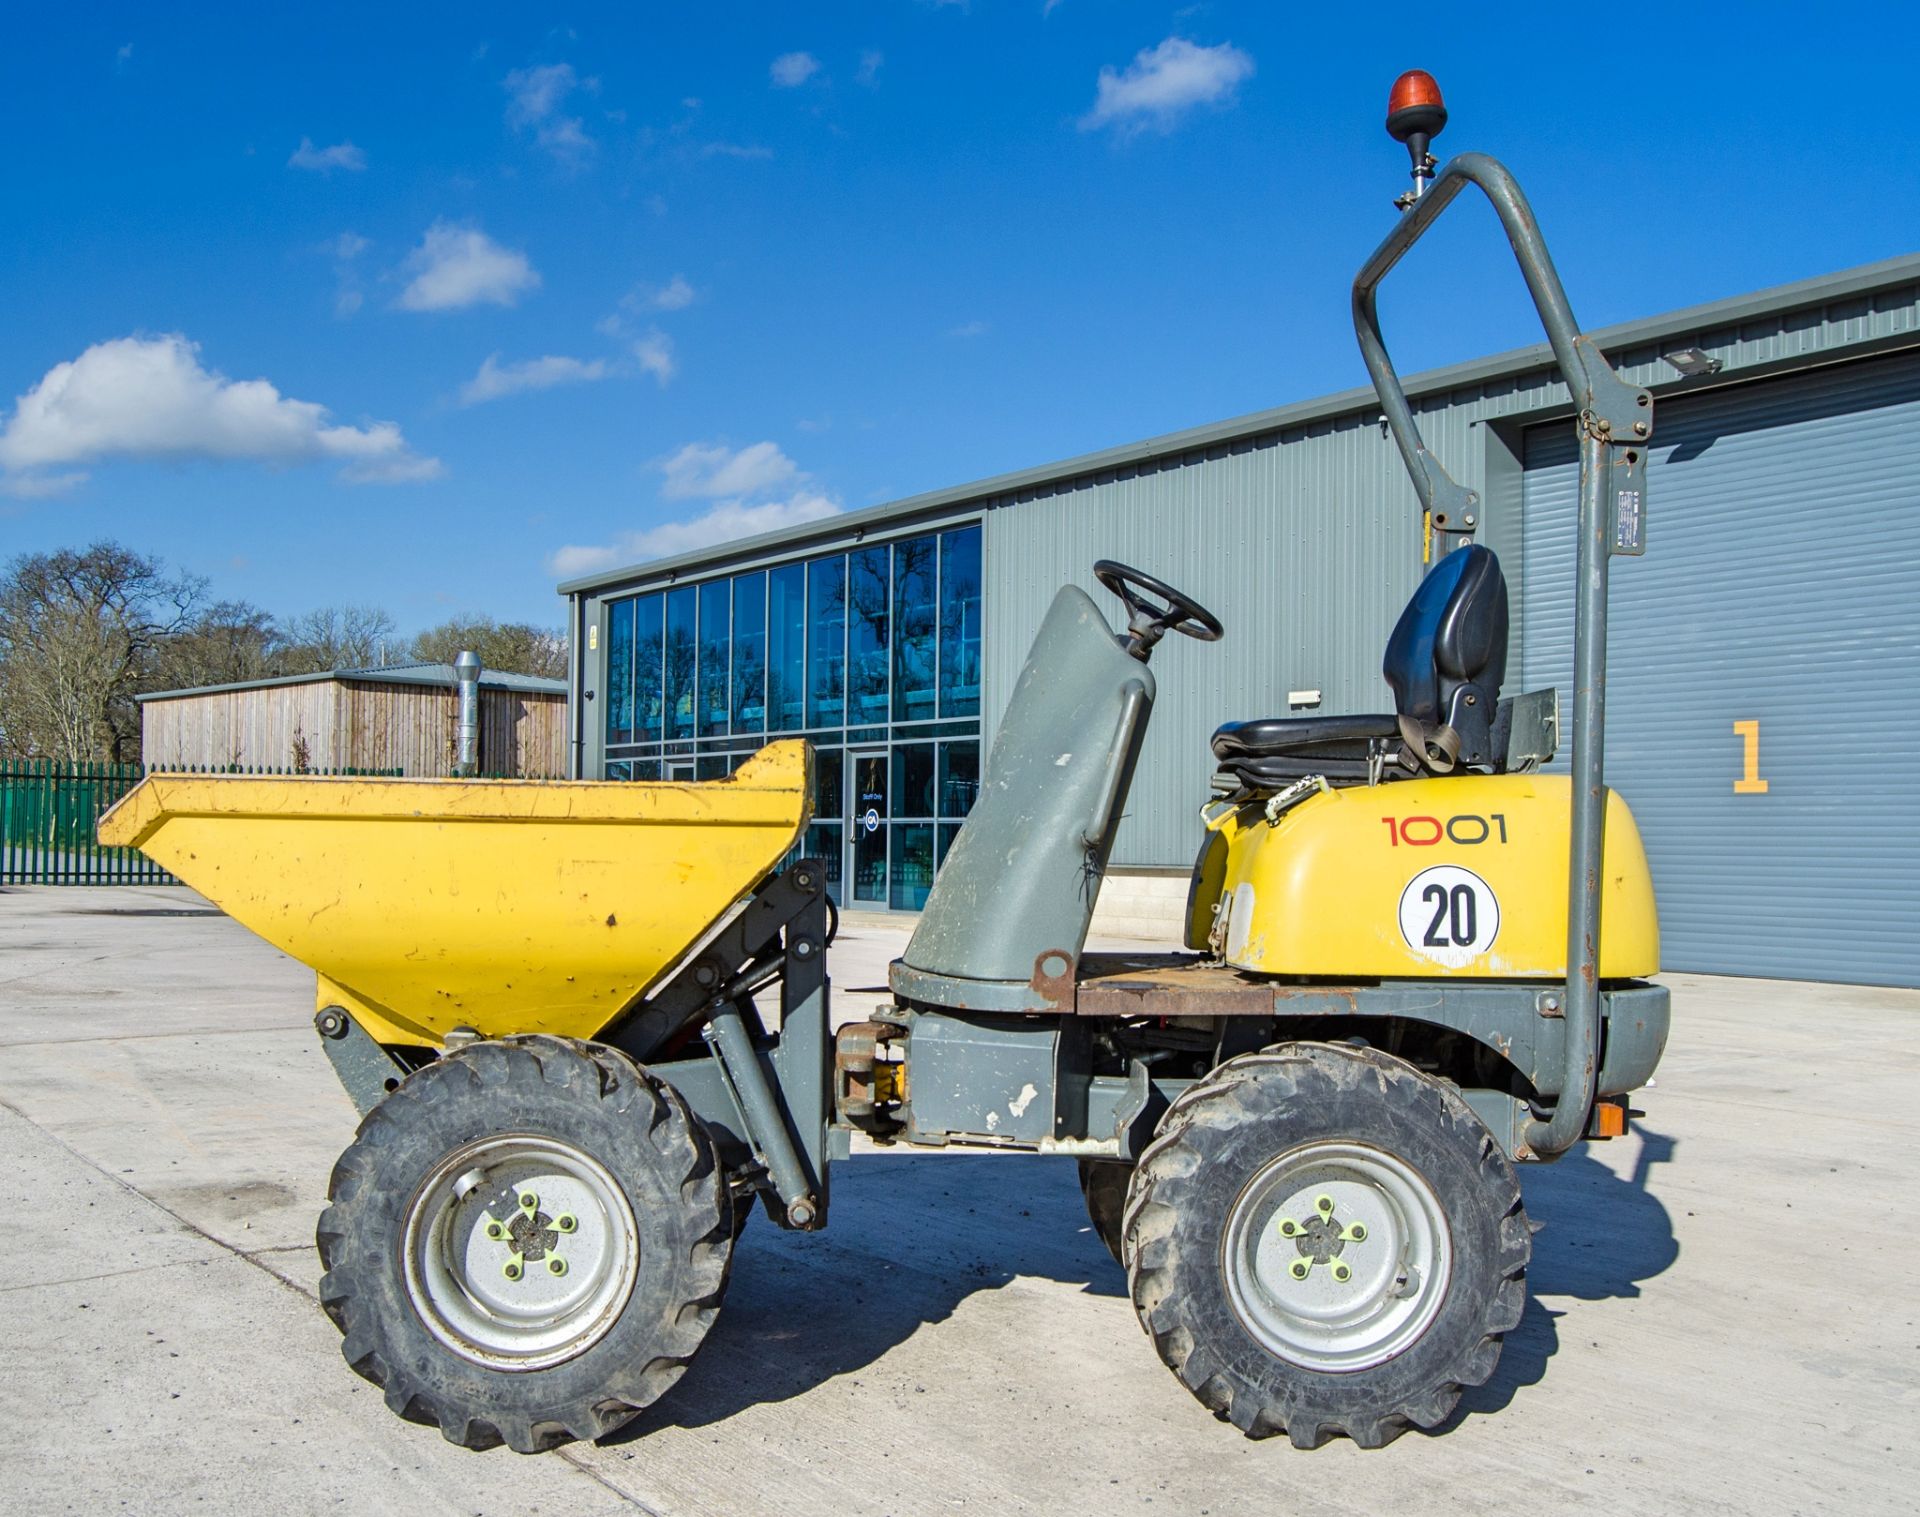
[1397,865,1500,967]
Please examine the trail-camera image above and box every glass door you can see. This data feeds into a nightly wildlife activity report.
[850,748,887,905]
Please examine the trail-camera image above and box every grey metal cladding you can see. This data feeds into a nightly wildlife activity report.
[1520,348,1920,987]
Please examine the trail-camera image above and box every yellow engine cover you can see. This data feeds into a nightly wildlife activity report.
[1188,775,1659,979]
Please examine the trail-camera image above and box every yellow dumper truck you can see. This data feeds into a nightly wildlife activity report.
[100,75,1668,1452]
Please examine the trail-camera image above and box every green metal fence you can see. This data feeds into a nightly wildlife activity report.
[0,760,401,886]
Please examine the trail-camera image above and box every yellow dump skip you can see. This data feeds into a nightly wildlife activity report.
[97,742,812,1048]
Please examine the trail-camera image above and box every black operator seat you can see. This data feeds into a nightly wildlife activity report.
[1212,545,1510,788]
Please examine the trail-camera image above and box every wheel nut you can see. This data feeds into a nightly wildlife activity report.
[547,1256,568,1277]
[552,1213,577,1233]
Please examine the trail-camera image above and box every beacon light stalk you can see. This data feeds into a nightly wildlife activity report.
[1385,69,1448,206]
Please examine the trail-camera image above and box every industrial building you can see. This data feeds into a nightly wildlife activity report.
[140,663,568,778]
[561,254,1920,987]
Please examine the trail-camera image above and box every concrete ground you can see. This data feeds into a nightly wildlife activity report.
[0,884,1914,1517]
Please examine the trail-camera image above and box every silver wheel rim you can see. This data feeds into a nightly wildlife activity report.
[1222,1140,1452,1373]
[402,1134,639,1372]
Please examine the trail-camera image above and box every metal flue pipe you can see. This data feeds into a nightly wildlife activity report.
[454,651,481,777]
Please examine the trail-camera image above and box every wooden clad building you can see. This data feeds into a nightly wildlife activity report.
[138,664,568,778]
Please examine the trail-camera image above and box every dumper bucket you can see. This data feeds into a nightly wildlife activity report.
[96,741,812,1048]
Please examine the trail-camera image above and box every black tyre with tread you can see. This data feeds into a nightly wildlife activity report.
[1078,1158,1131,1268]
[316,1035,732,1453]
[1122,1041,1529,1448]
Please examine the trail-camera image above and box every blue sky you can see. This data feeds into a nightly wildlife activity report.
[3,2,1914,632]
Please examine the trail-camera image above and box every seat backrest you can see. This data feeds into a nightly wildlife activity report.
[1381,544,1509,769]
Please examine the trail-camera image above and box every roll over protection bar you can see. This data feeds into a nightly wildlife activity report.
[1350,151,1655,1157]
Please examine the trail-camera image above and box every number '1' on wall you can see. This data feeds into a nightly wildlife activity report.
[1734,720,1768,795]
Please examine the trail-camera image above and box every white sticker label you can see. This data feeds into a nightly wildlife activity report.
[1397,865,1500,967]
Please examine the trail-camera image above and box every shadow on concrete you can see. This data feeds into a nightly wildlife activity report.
[615,1153,1122,1438]
[1448,1127,1679,1425]
[613,1132,1680,1441]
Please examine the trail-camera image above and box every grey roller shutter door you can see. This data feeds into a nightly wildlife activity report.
[1520,348,1920,987]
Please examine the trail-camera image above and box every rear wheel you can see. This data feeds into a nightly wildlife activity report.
[317,1035,731,1452]
[1123,1042,1529,1447]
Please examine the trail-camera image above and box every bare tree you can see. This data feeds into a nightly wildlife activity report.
[149,600,279,690]
[0,542,202,761]
[275,605,401,674]
[410,616,567,680]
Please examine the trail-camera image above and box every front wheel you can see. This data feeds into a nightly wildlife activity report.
[316,1036,733,1452]
[1123,1042,1529,1447]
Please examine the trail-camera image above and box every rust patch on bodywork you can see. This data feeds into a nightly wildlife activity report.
[1070,952,1363,1018]
[1029,948,1078,1011]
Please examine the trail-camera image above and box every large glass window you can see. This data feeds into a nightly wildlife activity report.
[602,522,982,913]
[807,556,846,728]
[890,826,934,911]
[814,747,844,822]
[891,536,937,723]
[848,546,890,726]
[731,571,766,735]
[665,587,696,739]
[604,597,634,745]
[634,593,664,742]
[937,740,979,817]
[939,526,982,717]
[768,563,806,732]
[698,579,730,738]
[892,742,935,820]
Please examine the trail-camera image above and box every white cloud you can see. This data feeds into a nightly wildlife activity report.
[459,353,610,406]
[505,62,596,162]
[346,453,445,485]
[856,49,884,87]
[1,470,88,499]
[1079,37,1254,134]
[0,334,440,488]
[396,221,540,312]
[550,492,840,579]
[322,232,371,317]
[632,332,675,386]
[770,51,822,88]
[698,141,774,160]
[289,137,367,172]
[660,439,798,500]
[550,439,835,576]
[634,274,695,312]
[947,319,988,338]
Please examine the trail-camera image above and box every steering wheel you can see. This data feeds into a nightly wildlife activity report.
[1094,560,1225,655]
